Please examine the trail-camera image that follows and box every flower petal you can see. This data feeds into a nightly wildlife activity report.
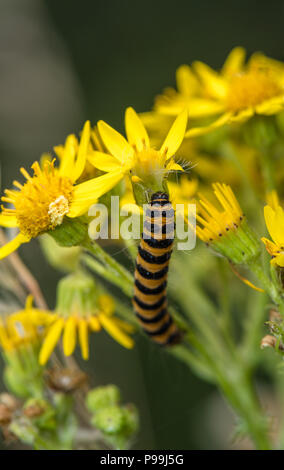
[176,65,199,96]
[98,120,134,164]
[222,47,246,78]
[193,61,228,99]
[72,120,91,182]
[264,205,284,247]
[166,160,184,172]
[58,134,78,178]
[62,316,77,356]
[255,95,284,115]
[99,314,134,349]
[125,107,150,152]
[39,318,64,365]
[88,316,101,332]
[160,109,188,159]
[0,214,18,228]
[0,233,30,260]
[68,170,124,217]
[78,318,89,360]
[185,112,232,138]
[88,151,122,172]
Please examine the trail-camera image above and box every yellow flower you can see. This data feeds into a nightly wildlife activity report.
[0,296,50,352]
[196,183,261,268]
[0,121,123,260]
[88,107,187,194]
[154,64,224,118]
[152,47,284,137]
[261,203,284,267]
[189,47,284,136]
[54,124,104,183]
[39,294,134,365]
[196,183,244,242]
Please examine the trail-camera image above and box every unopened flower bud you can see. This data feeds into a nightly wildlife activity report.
[260,335,284,351]
[0,393,19,411]
[86,385,120,413]
[269,309,282,322]
[0,403,12,425]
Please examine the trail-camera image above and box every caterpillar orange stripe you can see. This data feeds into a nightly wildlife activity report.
[132,192,182,346]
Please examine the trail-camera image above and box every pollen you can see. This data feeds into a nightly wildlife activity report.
[1,160,73,239]
[48,195,70,226]
[226,68,282,112]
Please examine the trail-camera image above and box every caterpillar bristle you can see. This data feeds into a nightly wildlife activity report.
[132,192,182,346]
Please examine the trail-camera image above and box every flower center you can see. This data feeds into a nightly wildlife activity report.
[133,148,166,183]
[3,161,74,239]
[226,69,282,112]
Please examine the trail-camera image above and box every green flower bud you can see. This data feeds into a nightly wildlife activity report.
[56,271,98,318]
[86,385,121,413]
[91,405,125,435]
[40,234,81,272]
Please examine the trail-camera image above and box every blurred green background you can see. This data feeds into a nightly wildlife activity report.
[1,0,284,449]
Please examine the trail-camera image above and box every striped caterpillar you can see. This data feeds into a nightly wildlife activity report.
[132,192,182,346]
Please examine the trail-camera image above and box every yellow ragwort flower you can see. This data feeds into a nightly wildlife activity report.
[0,296,50,353]
[154,47,284,137]
[0,121,123,260]
[88,107,187,192]
[196,183,244,243]
[39,294,134,365]
[261,203,284,267]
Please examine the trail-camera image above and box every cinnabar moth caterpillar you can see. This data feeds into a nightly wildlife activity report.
[132,192,182,345]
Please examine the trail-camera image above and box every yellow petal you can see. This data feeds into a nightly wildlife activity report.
[176,65,199,96]
[98,294,115,316]
[0,214,18,228]
[193,61,228,99]
[99,314,134,349]
[166,160,184,172]
[98,120,134,164]
[25,295,34,310]
[222,47,246,78]
[185,112,232,138]
[264,205,284,247]
[62,316,77,356]
[68,170,124,217]
[255,95,284,115]
[39,318,64,365]
[261,237,279,256]
[88,151,122,172]
[58,134,78,178]
[187,98,225,118]
[78,318,89,360]
[112,317,135,334]
[266,190,279,210]
[230,107,254,123]
[274,253,284,267]
[160,109,188,159]
[88,316,101,332]
[125,107,150,152]
[0,233,30,260]
[72,121,91,182]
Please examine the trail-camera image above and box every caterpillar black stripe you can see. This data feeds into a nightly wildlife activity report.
[132,192,182,346]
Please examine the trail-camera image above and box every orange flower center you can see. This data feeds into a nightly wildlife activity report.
[2,161,73,239]
[226,69,282,112]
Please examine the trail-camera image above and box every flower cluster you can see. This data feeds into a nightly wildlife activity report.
[1,46,284,450]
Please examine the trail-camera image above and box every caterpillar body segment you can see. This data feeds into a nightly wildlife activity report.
[133,192,182,346]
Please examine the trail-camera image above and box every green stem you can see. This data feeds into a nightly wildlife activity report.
[248,259,284,316]
[82,240,134,297]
